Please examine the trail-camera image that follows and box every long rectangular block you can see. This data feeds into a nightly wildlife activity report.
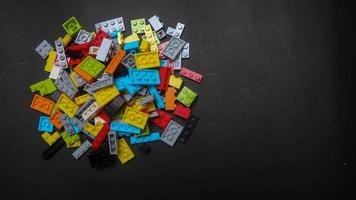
[128,69,160,85]
[134,51,160,69]
[110,121,141,134]
[130,132,160,144]
[180,67,203,83]
[72,140,91,159]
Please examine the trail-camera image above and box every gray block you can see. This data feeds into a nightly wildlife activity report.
[83,83,94,95]
[91,76,114,91]
[95,17,125,34]
[121,52,136,69]
[35,40,53,59]
[162,36,186,60]
[181,43,189,58]
[60,113,75,136]
[54,78,76,99]
[160,120,184,147]
[96,38,113,62]
[148,15,163,31]
[59,70,78,94]
[156,29,166,40]
[74,30,93,44]
[139,95,154,106]
[76,98,95,118]
[108,131,117,155]
[54,39,68,69]
[72,140,92,159]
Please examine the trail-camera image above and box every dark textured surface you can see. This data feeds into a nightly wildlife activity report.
[0,0,353,199]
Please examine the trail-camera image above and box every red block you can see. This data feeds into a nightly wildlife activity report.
[96,111,111,123]
[174,104,192,119]
[157,67,172,91]
[180,67,203,83]
[151,109,172,129]
[91,123,110,150]
[92,30,111,47]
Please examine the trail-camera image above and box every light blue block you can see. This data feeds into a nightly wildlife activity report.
[160,60,169,67]
[124,41,139,54]
[129,69,160,85]
[114,77,127,91]
[117,131,134,137]
[110,121,141,134]
[69,118,81,133]
[121,75,142,94]
[130,132,161,144]
[148,86,165,109]
[38,116,54,132]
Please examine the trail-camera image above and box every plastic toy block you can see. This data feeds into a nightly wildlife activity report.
[110,121,141,134]
[175,23,185,37]
[79,56,106,78]
[151,109,172,129]
[57,94,79,118]
[49,111,63,129]
[121,52,136,69]
[132,96,155,112]
[70,71,86,88]
[156,30,166,40]
[76,98,95,118]
[41,132,61,146]
[30,94,55,115]
[168,75,183,89]
[117,32,124,46]
[60,113,75,135]
[149,111,159,118]
[49,65,61,80]
[96,38,113,62]
[179,115,199,144]
[84,122,104,137]
[123,41,139,53]
[92,30,111,47]
[108,131,117,155]
[157,67,172,91]
[148,15,163,31]
[114,75,141,95]
[122,107,149,129]
[180,67,203,83]
[69,118,81,133]
[54,78,77,99]
[93,85,119,107]
[95,17,125,34]
[117,138,135,164]
[128,69,160,85]
[165,87,176,110]
[91,76,113,91]
[124,33,140,43]
[74,94,91,106]
[158,41,169,59]
[81,101,100,121]
[72,140,91,159]
[173,52,182,70]
[104,96,126,118]
[105,50,126,75]
[38,116,54,132]
[50,91,60,101]
[162,36,186,60]
[144,24,158,51]
[176,86,197,107]
[73,65,95,83]
[174,104,191,119]
[60,131,80,146]
[67,139,81,148]
[30,78,57,96]
[60,70,77,91]
[134,122,150,136]
[181,43,189,58]
[139,40,150,53]
[62,16,82,37]
[135,143,151,155]
[147,86,165,109]
[131,18,146,34]
[44,50,56,72]
[160,120,184,147]
[134,51,160,69]
[130,132,160,144]
[75,30,93,44]
[153,31,160,45]
[42,138,65,160]
[35,40,53,59]
[138,95,154,105]
[54,39,68,68]
[91,123,110,150]
[61,34,72,47]
[166,27,175,37]
[96,111,111,123]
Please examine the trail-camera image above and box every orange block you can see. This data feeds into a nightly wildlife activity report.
[73,65,95,83]
[105,50,126,75]
[49,111,63,129]
[165,87,176,110]
[30,94,55,115]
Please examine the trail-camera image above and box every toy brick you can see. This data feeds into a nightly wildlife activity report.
[93,85,119,107]
[62,34,72,47]
[42,138,65,160]
[157,67,172,91]
[139,40,150,53]
[71,116,85,130]
[60,113,75,135]
[84,122,104,137]
[91,123,110,150]
[164,87,176,110]
[74,94,91,106]
[151,109,172,129]
[49,111,63,129]
[30,78,56,96]
[148,15,163,31]
[144,24,158,51]
[54,78,77,99]
[38,116,54,132]
[91,76,113,91]
[160,120,184,147]
[175,23,185,38]
[35,40,53,59]
[131,18,146,34]
[162,36,186,60]
[174,104,191,119]
[131,96,156,113]
[130,132,160,144]
[176,86,197,107]
[41,132,61,146]
[74,30,93,44]
[139,95,154,106]
[105,50,126,75]
[30,94,55,115]
[180,67,203,83]
[168,75,183,89]
[62,16,82,37]
[78,56,106,78]
[114,75,141,95]
[123,41,139,53]
[173,52,182,70]
[92,30,112,47]
[156,29,166,40]
[181,43,190,58]
[122,107,149,129]
[121,52,136,69]
[76,97,95,118]
[147,86,165,109]
[137,87,148,96]
[96,111,111,123]
[117,138,135,164]
[124,33,140,43]
[54,39,68,68]
[96,38,113,62]
[57,94,79,118]
[179,115,199,144]
[104,96,126,118]
[49,65,61,80]
[108,131,117,155]
[72,140,91,159]
[71,72,87,88]
[81,101,100,121]
[166,27,176,37]
[69,118,82,133]
[128,69,160,85]
[95,17,125,34]
[60,131,80,146]
[74,65,95,83]
[44,50,57,72]
[158,41,169,59]
[50,91,60,101]
[110,121,141,134]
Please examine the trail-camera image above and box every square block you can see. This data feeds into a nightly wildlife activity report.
[176,86,197,107]
[168,75,183,89]
[62,16,82,37]
[38,116,54,132]
[131,18,146,34]
[79,56,106,78]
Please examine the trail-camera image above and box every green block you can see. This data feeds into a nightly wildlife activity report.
[62,16,82,37]
[30,79,57,96]
[79,56,105,78]
[61,131,80,146]
[131,18,146,34]
[176,86,197,107]
[43,78,57,94]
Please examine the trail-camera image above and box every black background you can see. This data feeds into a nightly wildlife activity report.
[0,0,354,199]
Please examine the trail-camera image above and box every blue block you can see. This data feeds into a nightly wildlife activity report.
[69,118,81,133]
[117,131,134,137]
[38,116,54,132]
[114,77,127,91]
[148,86,165,109]
[110,122,141,134]
[109,30,120,38]
[124,41,139,54]
[120,75,142,94]
[130,132,161,144]
[160,60,168,67]
[129,69,160,85]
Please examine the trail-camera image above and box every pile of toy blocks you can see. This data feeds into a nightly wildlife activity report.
[31,15,202,168]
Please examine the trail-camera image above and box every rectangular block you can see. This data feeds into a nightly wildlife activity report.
[162,36,186,60]
[38,116,54,132]
[104,96,126,117]
[60,113,75,135]
[114,75,141,95]
[122,107,149,129]
[91,76,113,91]
[168,75,183,89]
[35,40,53,59]
[180,67,203,83]
[157,67,172,91]
[76,97,95,118]
[49,65,61,80]
[128,69,160,85]
[57,94,79,118]
[44,50,57,72]
[105,50,126,75]
[176,86,197,107]
[74,94,91,106]
[134,51,160,69]
[144,24,158,51]
[73,65,95,83]
[81,101,100,121]
[160,120,184,147]
[54,78,77,99]
[174,104,192,119]
[42,138,65,160]
[108,131,117,155]
[49,111,63,129]
[164,87,176,111]
[117,138,135,164]
[91,124,110,150]
[79,56,106,78]
[110,121,141,134]
[175,23,185,38]
[41,132,61,146]
[147,86,165,109]
[93,85,120,107]
[72,140,91,159]
[130,132,160,144]
[54,39,68,69]
[95,17,125,34]
[148,15,163,31]
[96,38,113,62]
[173,52,182,70]
[71,71,87,88]
[179,115,199,144]
[151,109,172,129]
[181,43,189,58]
[30,94,55,115]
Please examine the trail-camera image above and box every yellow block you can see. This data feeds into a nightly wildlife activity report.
[44,50,57,72]
[139,40,150,53]
[41,132,61,146]
[117,32,124,46]
[67,140,81,148]
[62,34,72,47]
[134,51,160,69]
[144,24,157,51]
[84,122,103,137]
[122,107,149,129]
[168,75,183,89]
[117,138,135,164]
[93,85,120,107]
[75,93,92,106]
[124,33,139,44]
[57,94,79,118]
